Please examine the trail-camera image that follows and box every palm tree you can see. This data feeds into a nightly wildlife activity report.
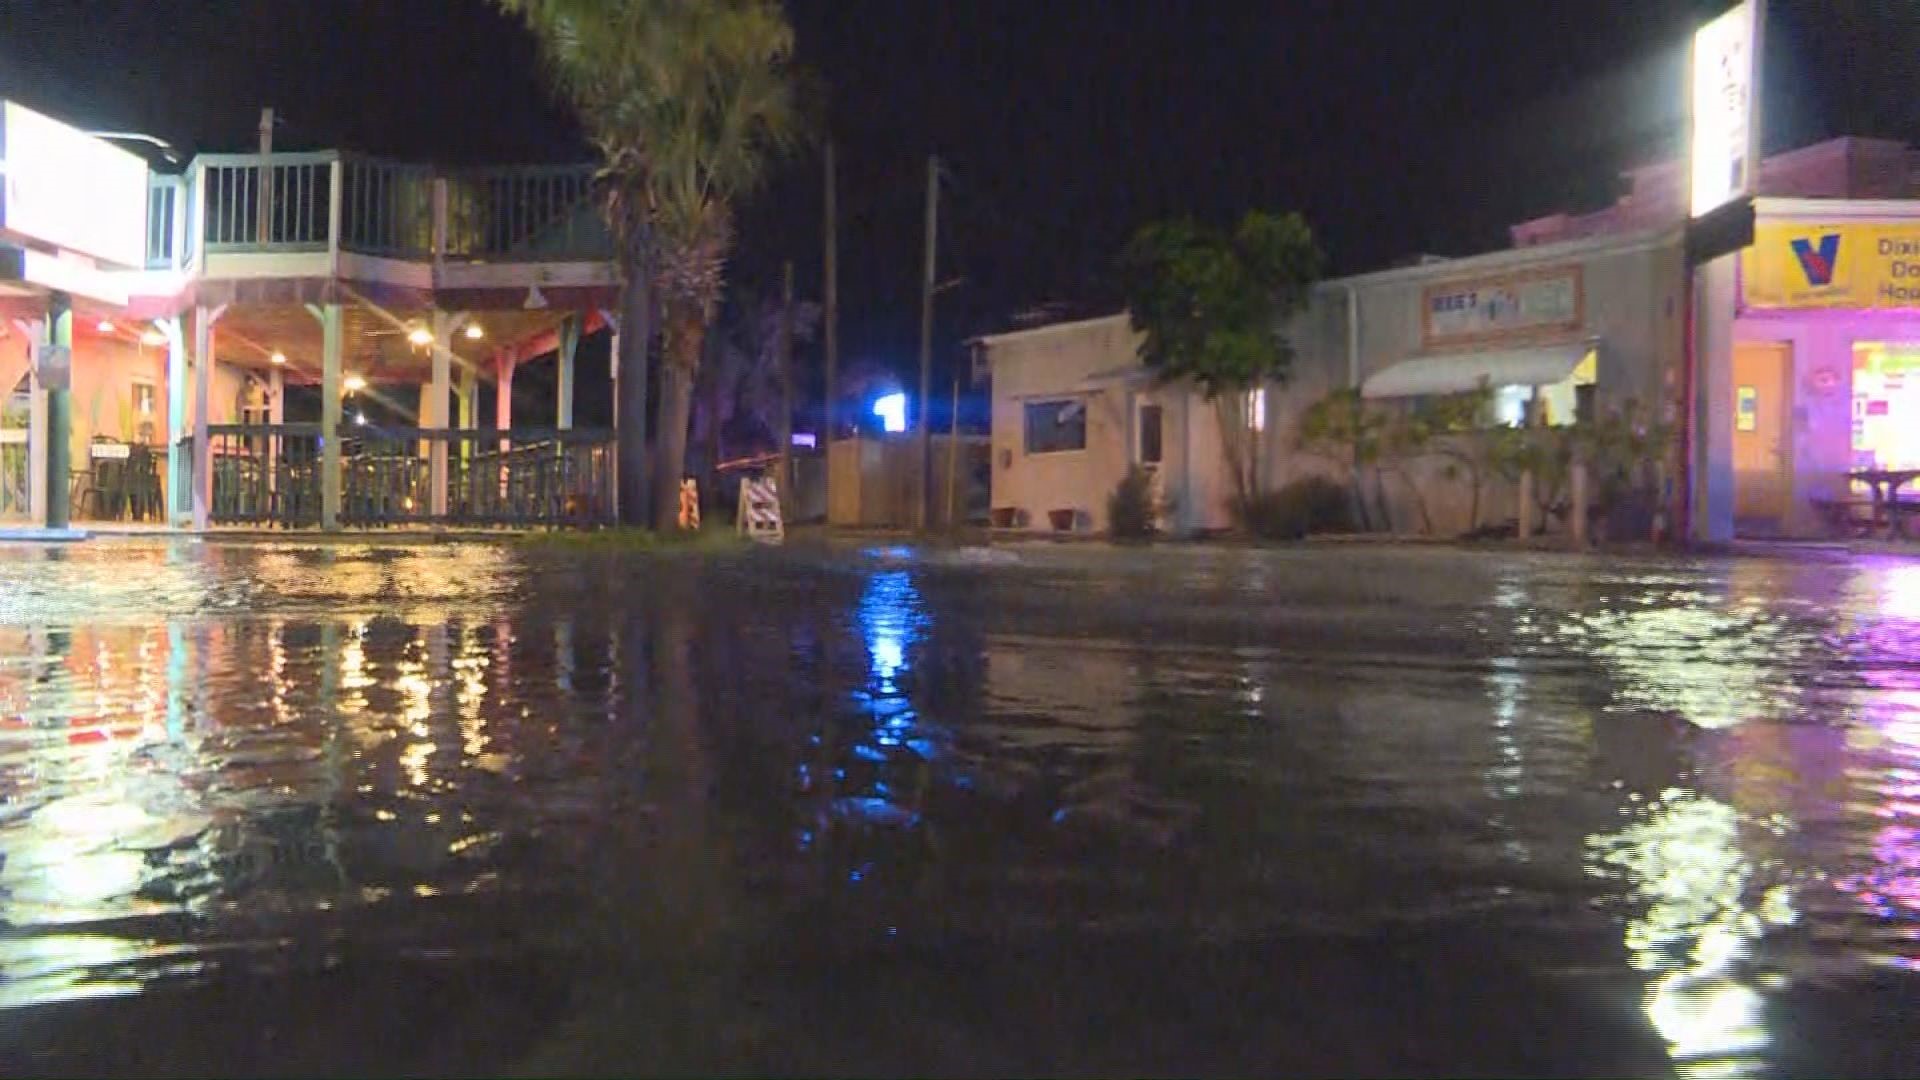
[500,0,802,527]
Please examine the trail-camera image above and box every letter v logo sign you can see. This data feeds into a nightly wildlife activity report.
[1791,234,1841,286]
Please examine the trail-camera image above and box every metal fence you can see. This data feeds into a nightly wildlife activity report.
[183,424,613,528]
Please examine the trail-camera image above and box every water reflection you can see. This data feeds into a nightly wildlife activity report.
[1,542,1920,1074]
[1588,787,1796,1076]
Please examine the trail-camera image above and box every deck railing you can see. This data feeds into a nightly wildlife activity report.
[144,153,610,268]
[183,423,614,529]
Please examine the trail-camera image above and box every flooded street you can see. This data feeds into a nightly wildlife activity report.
[0,538,1917,1076]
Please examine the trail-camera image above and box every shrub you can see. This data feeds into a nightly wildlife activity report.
[1234,475,1353,540]
[1107,466,1159,539]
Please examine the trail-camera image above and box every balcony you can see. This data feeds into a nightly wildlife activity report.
[144,153,612,272]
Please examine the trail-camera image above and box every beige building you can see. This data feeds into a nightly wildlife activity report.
[977,313,1255,535]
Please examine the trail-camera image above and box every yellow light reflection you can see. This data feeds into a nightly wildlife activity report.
[1589,789,1796,1077]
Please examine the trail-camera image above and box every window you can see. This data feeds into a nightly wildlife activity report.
[1246,387,1266,432]
[131,381,157,417]
[1024,398,1087,454]
[1138,403,1163,465]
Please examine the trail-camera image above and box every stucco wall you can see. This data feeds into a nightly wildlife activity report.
[986,315,1236,534]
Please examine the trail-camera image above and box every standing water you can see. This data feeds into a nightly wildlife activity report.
[0,539,1916,1076]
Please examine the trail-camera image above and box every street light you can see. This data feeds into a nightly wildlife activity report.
[344,374,367,393]
[407,326,433,347]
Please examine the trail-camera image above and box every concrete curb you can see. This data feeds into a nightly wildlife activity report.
[0,528,91,542]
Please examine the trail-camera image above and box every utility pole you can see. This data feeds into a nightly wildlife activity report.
[257,107,274,244]
[917,153,939,530]
[777,261,796,519]
[822,141,839,516]
[945,368,961,530]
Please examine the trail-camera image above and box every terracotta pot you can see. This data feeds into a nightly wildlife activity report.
[1048,508,1076,532]
[990,507,1018,529]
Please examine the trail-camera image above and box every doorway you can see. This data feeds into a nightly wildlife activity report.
[1732,341,1794,529]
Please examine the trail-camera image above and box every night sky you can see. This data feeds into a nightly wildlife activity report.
[3,0,1919,392]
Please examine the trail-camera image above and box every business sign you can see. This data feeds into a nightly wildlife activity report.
[1690,1,1759,218]
[37,344,70,391]
[0,100,149,267]
[1743,222,1920,309]
[1421,265,1584,349]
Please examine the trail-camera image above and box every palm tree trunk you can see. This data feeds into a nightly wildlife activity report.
[617,258,653,527]
[653,311,704,530]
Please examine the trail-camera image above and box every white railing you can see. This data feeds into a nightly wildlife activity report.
[143,153,610,267]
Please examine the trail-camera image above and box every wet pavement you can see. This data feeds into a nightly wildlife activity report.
[0,538,1916,1076]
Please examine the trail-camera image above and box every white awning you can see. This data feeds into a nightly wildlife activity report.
[1361,341,1596,399]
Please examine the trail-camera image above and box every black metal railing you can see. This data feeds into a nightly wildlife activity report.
[182,424,612,528]
[187,424,324,527]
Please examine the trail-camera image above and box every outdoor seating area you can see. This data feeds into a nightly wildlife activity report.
[71,440,164,523]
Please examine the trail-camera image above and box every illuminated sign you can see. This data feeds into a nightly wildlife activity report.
[1421,265,1583,349]
[1690,2,1758,219]
[0,100,149,267]
[1743,222,1920,309]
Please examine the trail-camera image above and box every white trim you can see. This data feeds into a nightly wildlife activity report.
[1756,196,1920,222]
[435,260,618,290]
[969,312,1130,349]
[1318,226,1685,293]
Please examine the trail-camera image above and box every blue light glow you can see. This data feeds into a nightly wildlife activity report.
[872,392,907,434]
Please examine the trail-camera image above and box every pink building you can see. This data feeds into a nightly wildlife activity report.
[1513,136,1920,539]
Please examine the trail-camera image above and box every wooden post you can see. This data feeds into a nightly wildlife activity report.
[429,310,451,518]
[308,302,343,531]
[945,370,961,529]
[916,154,939,531]
[556,313,579,430]
[191,303,223,531]
[161,317,186,523]
[256,107,274,245]
[777,261,795,518]
[822,141,838,510]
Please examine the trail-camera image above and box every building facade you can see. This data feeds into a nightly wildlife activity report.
[978,314,1246,535]
[0,97,619,532]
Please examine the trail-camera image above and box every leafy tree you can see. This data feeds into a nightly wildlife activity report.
[694,287,821,476]
[499,0,803,527]
[1117,211,1322,506]
[1297,388,1391,531]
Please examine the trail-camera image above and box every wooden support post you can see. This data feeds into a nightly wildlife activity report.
[161,317,186,523]
[429,310,451,518]
[191,304,227,531]
[557,313,579,430]
[308,302,342,530]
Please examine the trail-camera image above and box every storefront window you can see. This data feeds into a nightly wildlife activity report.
[1852,344,1920,472]
[1487,348,1597,429]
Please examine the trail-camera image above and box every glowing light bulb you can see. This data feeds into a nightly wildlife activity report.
[344,375,368,393]
[270,351,287,365]
[463,322,484,340]
[407,326,433,347]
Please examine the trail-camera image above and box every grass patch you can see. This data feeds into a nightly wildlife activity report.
[512,527,752,553]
